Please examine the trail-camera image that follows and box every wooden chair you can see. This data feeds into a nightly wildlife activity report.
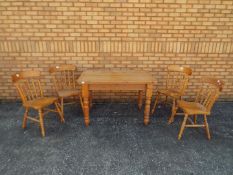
[151,65,192,123]
[12,71,64,137]
[49,64,83,116]
[172,77,224,140]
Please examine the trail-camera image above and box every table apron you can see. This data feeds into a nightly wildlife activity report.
[88,84,147,91]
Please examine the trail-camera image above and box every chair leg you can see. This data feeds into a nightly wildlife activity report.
[38,109,45,137]
[80,95,84,112]
[22,108,29,129]
[168,99,177,124]
[151,92,160,114]
[204,115,211,140]
[55,102,65,123]
[178,114,188,140]
[60,97,64,115]
[194,115,197,124]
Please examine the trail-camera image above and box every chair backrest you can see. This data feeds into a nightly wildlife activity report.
[12,70,43,104]
[49,64,77,91]
[166,65,192,95]
[195,77,224,112]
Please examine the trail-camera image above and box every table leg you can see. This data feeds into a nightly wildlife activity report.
[82,84,90,126]
[144,84,153,125]
[138,90,143,111]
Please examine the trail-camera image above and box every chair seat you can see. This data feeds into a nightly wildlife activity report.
[158,89,181,98]
[57,89,79,98]
[177,100,210,115]
[24,97,58,109]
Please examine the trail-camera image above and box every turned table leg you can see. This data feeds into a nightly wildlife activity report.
[82,83,90,126]
[144,84,153,125]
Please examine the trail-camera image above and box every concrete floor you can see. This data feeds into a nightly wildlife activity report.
[0,101,232,175]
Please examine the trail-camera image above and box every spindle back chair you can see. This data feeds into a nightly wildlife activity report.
[12,71,43,104]
[49,64,77,91]
[49,65,83,115]
[195,78,223,112]
[151,65,192,123]
[166,65,192,95]
[173,77,224,140]
[12,70,64,137]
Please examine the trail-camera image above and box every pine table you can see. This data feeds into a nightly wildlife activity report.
[77,70,154,126]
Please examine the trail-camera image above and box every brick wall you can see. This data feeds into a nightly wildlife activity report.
[0,0,232,101]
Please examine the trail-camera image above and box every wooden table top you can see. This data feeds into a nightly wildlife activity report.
[77,70,154,84]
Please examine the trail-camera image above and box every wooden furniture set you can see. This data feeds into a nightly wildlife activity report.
[12,65,224,140]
